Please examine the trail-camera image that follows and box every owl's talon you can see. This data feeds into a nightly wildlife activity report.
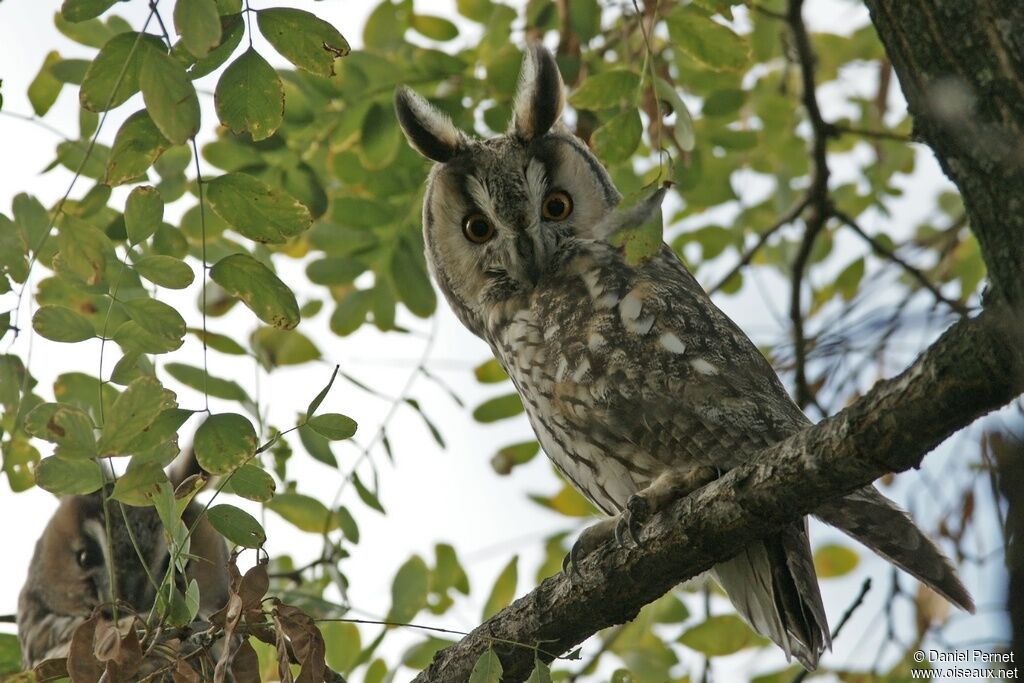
[563,517,618,578]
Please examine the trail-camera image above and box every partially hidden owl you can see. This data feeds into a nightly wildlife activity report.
[395,46,973,669]
[17,453,230,675]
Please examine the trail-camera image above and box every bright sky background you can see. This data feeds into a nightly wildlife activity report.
[0,1,1010,680]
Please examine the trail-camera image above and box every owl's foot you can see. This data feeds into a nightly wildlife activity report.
[614,466,721,547]
[562,517,618,580]
[614,494,649,547]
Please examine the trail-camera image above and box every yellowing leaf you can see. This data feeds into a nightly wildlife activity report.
[814,543,860,578]
[206,172,312,244]
[194,412,257,474]
[481,556,517,619]
[256,8,350,77]
[678,614,767,656]
[209,253,300,329]
[32,305,95,342]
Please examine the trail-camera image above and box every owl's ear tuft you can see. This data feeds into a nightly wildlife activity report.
[511,44,565,142]
[394,87,465,163]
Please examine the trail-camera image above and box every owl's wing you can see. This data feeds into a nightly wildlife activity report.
[560,244,809,473]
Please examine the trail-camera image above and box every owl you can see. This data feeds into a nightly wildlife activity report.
[395,46,974,668]
[17,454,230,675]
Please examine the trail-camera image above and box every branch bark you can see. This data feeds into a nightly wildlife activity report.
[414,3,1024,680]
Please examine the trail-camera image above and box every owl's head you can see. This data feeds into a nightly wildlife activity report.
[395,45,621,337]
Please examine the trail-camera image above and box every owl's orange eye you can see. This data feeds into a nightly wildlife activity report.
[542,190,573,221]
[462,213,495,244]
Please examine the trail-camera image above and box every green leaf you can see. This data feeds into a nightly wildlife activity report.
[336,506,359,544]
[297,423,337,468]
[482,556,517,619]
[139,43,201,144]
[32,305,95,342]
[525,658,553,683]
[307,413,357,441]
[473,358,508,384]
[353,472,385,514]
[2,438,40,492]
[266,491,334,533]
[814,543,860,578]
[164,362,249,403]
[62,0,118,22]
[592,108,642,163]
[491,440,539,475]
[125,407,194,453]
[391,240,436,317]
[187,327,247,355]
[250,327,320,367]
[329,289,372,336]
[457,0,493,22]
[35,456,104,495]
[306,257,366,286]
[54,216,113,286]
[80,32,164,112]
[322,621,362,674]
[359,102,401,171]
[207,503,266,548]
[0,632,22,674]
[678,614,768,656]
[306,365,338,417]
[206,172,312,244]
[215,49,284,142]
[209,253,300,329]
[411,15,459,41]
[472,393,524,423]
[112,460,170,506]
[107,110,171,186]
[123,297,186,343]
[133,255,194,289]
[124,185,164,245]
[387,555,430,622]
[24,403,97,458]
[256,8,350,77]
[174,0,221,58]
[189,14,245,79]
[468,647,503,683]
[194,412,257,474]
[29,51,63,116]
[226,463,276,502]
[666,8,751,72]
[569,70,639,110]
[835,258,865,301]
[98,376,176,456]
[433,543,469,594]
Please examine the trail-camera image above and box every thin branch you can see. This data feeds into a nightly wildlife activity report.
[707,196,810,295]
[834,209,971,316]
[833,124,913,143]
[786,0,834,410]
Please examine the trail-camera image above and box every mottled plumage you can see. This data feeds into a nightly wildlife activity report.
[395,46,973,669]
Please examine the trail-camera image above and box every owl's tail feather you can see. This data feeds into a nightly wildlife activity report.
[815,486,975,613]
[711,522,829,670]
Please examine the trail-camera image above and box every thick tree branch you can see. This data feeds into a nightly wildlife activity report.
[414,3,1024,680]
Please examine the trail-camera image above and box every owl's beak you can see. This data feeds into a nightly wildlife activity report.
[515,232,542,286]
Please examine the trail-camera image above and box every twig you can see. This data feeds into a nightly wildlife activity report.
[708,196,810,295]
[834,209,970,316]
[786,0,833,410]
[833,124,912,143]
[791,577,872,683]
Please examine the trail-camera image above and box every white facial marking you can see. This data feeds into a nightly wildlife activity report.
[658,332,687,355]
